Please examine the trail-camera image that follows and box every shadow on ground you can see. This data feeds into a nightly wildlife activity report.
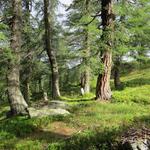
[124,77,150,88]
[47,115,150,150]
[64,97,95,103]
[0,113,149,150]
[0,117,70,149]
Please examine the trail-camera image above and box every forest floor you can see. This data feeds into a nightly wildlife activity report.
[0,67,150,150]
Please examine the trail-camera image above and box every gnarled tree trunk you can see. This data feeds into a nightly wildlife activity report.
[96,51,112,100]
[44,0,60,99]
[7,0,28,116]
[96,0,114,100]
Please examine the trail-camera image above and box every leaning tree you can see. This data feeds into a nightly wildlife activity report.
[43,0,60,99]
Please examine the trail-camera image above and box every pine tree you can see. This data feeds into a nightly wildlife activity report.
[43,0,60,99]
[96,0,115,100]
[7,0,29,116]
[21,0,32,103]
[67,0,100,94]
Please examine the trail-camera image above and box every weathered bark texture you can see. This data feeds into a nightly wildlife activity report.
[96,0,114,100]
[114,56,121,89]
[44,0,60,99]
[82,28,90,94]
[7,0,28,115]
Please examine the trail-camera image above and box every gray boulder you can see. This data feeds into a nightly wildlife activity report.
[28,106,70,118]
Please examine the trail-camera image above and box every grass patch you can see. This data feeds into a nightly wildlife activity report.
[112,67,150,104]
[0,67,150,149]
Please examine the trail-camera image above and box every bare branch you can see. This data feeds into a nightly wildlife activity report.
[85,11,101,26]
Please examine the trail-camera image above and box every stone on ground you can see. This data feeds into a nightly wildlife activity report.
[29,101,70,118]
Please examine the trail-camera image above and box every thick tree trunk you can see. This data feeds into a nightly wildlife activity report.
[7,0,28,116]
[96,0,114,100]
[96,51,112,100]
[114,57,121,89]
[44,0,60,99]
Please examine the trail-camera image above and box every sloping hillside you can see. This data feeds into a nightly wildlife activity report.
[113,67,150,104]
[0,67,150,150]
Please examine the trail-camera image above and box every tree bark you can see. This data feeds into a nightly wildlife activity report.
[44,0,60,99]
[96,51,112,100]
[7,0,28,116]
[96,0,114,100]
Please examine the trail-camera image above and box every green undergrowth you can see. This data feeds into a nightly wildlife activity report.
[113,67,150,104]
[0,102,149,150]
[0,67,150,149]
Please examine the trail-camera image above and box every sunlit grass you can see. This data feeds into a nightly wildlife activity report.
[0,67,150,149]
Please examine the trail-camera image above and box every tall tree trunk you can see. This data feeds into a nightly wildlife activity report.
[114,56,121,89]
[96,0,114,100]
[7,0,28,116]
[81,0,90,94]
[44,0,60,99]
[21,0,32,103]
[24,0,31,103]
[83,28,90,94]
